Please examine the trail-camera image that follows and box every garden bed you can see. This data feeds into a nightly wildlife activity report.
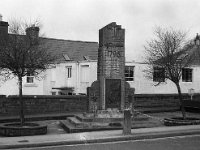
[164,117,200,126]
[0,122,47,137]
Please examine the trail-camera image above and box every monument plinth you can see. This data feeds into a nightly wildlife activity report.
[88,22,134,112]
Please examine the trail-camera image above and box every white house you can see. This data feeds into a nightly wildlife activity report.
[0,18,199,95]
[0,17,100,95]
[0,37,99,95]
[125,61,200,94]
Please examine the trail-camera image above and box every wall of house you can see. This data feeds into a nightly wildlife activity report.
[45,61,97,95]
[0,60,97,96]
[77,61,97,94]
[126,61,200,94]
[1,60,200,95]
[0,75,44,95]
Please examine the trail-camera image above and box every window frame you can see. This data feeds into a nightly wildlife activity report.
[182,68,193,82]
[153,67,165,82]
[26,72,34,83]
[125,66,134,81]
[66,66,72,78]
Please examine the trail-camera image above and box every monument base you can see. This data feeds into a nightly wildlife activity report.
[59,110,151,133]
[87,82,135,112]
[95,108,124,118]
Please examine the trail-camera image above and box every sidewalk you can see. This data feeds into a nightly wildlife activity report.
[1,125,200,149]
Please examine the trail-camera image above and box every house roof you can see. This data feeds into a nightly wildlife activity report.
[183,43,200,66]
[7,33,99,63]
[41,37,98,62]
[153,35,200,67]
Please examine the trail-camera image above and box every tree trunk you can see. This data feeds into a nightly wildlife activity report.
[175,83,186,119]
[19,76,25,125]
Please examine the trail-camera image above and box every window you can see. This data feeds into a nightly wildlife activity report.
[153,67,165,82]
[66,66,72,78]
[51,92,56,95]
[26,72,34,83]
[125,66,134,81]
[182,68,192,82]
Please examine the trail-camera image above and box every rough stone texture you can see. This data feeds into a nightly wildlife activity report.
[123,109,131,135]
[164,118,200,126]
[183,100,200,111]
[0,93,195,116]
[25,27,39,45]
[88,22,132,111]
[0,122,47,137]
[125,82,135,109]
[98,22,125,110]
[87,81,100,112]
[133,94,190,112]
[0,95,88,116]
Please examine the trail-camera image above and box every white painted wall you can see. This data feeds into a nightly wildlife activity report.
[42,60,97,95]
[126,61,200,94]
[0,75,44,95]
[0,60,199,95]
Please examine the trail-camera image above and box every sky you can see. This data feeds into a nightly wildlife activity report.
[1,0,200,62]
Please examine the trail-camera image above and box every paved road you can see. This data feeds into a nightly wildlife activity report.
[17,134,200,150]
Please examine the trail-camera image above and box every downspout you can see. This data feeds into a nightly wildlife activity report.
[76,61,80,94]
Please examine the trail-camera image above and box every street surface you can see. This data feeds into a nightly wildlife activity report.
[18,134,200,150]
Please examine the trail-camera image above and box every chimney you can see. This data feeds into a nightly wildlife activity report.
[0,14,2,21]
[0,14,9,37]
[194,33,200,46]
[25,26,39,45]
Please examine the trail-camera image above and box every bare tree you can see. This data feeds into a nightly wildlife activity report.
[144,27,193,119]
[0,19,56,125]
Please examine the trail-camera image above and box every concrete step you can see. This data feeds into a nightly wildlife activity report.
[67,117,82,128]
[59,120,122,133]
[59,120,74,133]
[75,115,94,122]
[66,117,89,128]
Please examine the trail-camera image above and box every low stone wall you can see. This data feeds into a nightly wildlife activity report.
[0,122,47,136]
[0,93,199,116]
[0,95,88,116]
[134,93,200,112]
[183,100,200,112]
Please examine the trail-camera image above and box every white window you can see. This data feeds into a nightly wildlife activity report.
[26,72,34,83]
[66,66,72,78]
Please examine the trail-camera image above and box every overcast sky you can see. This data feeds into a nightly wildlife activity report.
[1,0,200,61]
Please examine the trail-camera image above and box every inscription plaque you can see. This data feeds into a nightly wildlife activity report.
[105,79,121,109]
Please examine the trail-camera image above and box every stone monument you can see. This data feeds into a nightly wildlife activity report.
[88,22,134,113]
[60,23,138,133]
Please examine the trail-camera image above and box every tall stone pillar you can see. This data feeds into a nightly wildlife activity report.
[88,22,134,112]
[98,22,125,110]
